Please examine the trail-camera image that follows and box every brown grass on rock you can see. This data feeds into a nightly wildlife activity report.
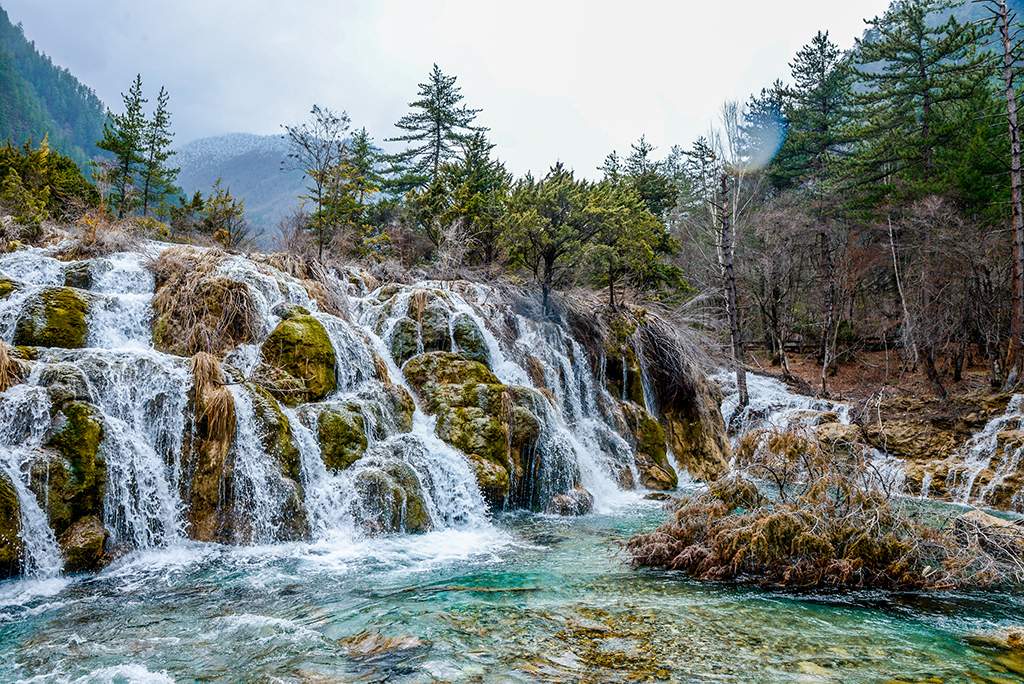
[149,247,259,357]
[52,211,139,262]
[191,352,235,447]
[0,341,26,392]
[254,253,348,318]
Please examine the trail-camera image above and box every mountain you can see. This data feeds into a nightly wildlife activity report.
[175,133,307,247]
[0,6,106,166]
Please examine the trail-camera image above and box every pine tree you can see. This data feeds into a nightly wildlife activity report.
[388,64,485,192]
[140,86,178,217]
[441,131,510,263]
[96,74,147,218]
[850,0,989,196]
[201,179,249,249]
[740,80,788,177]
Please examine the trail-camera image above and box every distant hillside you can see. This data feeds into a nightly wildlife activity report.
[175,133,307,247]
[0,6,106,166]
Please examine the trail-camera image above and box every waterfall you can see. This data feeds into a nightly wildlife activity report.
[947,394,1024,508]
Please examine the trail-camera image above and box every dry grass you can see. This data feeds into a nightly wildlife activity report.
[190,352,235,448]
[628,432,1024,591]
[52,210,140,262]
[149,246,260,357]
[0,341,26,393]
[254,252,349,318]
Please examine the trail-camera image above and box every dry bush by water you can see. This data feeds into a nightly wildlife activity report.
[52,210,140,261]
[628,431,1024,591]
[0,341,25,393]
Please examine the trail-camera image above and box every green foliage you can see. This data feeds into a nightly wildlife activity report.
[96,74,147,218]
[388,64,485,192]
[0,137,97,229]
[201,179,249,249]
[0,8,106,167]
[139,86,179,217]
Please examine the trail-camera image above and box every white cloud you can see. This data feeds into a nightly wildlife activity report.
[6,0,891,176]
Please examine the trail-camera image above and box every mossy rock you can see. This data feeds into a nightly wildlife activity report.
[353,469,405,534]
[0,277,17,300]
[663,377,730,482]
[452,314,489,366]
[381,461,431,533]
[385,384,415,433]
[246,383,302,482]
[389,317,419,367]
[0,472,22,578]
[621,402,676,491]
[404,352,500,392]
[13,287,90,349]
[318,406,368,472]
[58,515,107,573]
[468,453,509,507]
[258,314,337,405]
[30,402,106,538]
[605,348,645,406]
[63,262,93,290]
[419,303,450,354]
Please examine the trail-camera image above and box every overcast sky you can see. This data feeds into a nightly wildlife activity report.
[5,1,891,176]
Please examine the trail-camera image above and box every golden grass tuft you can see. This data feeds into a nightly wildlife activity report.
[254,253,348,318]
[190,352,235,448]
[149,247,260,357]
[0,341,26,393]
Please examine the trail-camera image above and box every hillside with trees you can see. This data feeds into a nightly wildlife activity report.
[0,5,105,167]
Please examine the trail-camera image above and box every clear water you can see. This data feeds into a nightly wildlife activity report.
[0,505,1021,683]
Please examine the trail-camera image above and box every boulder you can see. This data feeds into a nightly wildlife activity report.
[452,313,489,366]
[63,261,93,290]
[318,405,368,472]
[247,384,303,484]
[13,286,90,349]
[257,313,337,405]
[0,472,22,578]
[38,362,93,405]
[419,302,450,354]
[353,462,432,534]
[30,402,106,540]
[389,317,419,367]
[58,515,107,573]
[663,376,730,482]
[546,487,594,516]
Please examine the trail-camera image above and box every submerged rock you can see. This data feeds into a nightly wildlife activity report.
[58,515,107,573]
[13,286,90,348]
[0,472,22,578]
[258,314,337,405]
[0,277,17,300]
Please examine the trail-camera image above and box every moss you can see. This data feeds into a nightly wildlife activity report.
[452,313,490,366]
[382,461,432,533]
[258,314,337,405]
[13,286,89,349]
[621,403,676,491]
[419,303,450,354]
[13,345,37,361]
[0,277,17,300]
[605,348,644,406]
[404,352,499,391]
[353,469,405,534]
[318,407,368,472]
[385,384,415,433]
[468,453,510,507]
[0,472,22,578]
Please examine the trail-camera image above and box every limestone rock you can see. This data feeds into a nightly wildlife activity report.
[58,515,107,573]
[621,402,677,491]
[546,487,594,516]
[13,286,90,349]
[0,472,22,578]
[257,314,337,405]
[318,406,368,472]
[452,313,489,366]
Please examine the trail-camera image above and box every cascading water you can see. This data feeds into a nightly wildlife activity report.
[947,394,1024,509]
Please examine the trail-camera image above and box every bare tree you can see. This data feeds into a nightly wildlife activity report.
[282,105,350,259]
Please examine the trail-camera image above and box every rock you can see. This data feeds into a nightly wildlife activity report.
[38,362,93,405]
[403,352,545,509]
[13,286,90,349]
[546,487,594,516]
[353,468,405,534]
[384,384,415,433]
[381,460,431,533]
[63,261,93,290]
[58,515,107,573]
[419,302,450,354]
[247,384,302,484]
[0,472,22,578]
[271,303,310,320]
[664,376,730,482]
[30,401,106,540]
[452,313,489,366]
[258,313,337,405]
[605,348,645,406]
[317,406,368,472]
[0,277,17,300]
[340,631,427,658]
[621,403,677,491]
[389,317,420,367]
[815,422,865,451]
[644,492,673,502]
[861,420,957,463]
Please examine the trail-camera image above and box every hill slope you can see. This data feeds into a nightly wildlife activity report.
[175,133,307,247]
[0,6,106,166]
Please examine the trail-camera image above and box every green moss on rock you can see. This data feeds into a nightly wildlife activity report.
[389,317,419,367]
[318,406,368,472]
[247,383,302,482]
[13,287,89,349]
[0,472,22,578]
[258,314,337,405]
[0,277,17,300]
[622,402,676,491]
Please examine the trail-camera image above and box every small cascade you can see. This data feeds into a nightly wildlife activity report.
[715,369,850,439]
[88,252,156,349]
[947,394,1024,508]
[0,384,63,577]
[229,385,295,543]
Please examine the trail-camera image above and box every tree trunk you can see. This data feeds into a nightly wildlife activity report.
[720,173,748,409]
[997,0,1024,386]
[818,229,837,397]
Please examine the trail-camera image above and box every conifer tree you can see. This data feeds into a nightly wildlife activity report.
[97,74,147,218]
[439,131,510,263]
[140,86,179,217]
[388,64,485,191]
